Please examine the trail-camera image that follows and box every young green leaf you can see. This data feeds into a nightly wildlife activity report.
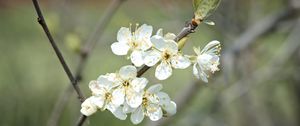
[193,0,221,21]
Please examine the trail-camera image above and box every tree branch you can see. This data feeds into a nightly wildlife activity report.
[47,0,127,126]
[32,0,85,102]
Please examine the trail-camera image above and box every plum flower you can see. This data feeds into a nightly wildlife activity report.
[113,65,148,108]
[81,78,127,120]
[80,96,98,116]
[111,24,153,67]
[192,40,221,82]
[130,84,177,125]
[144,29,191,80]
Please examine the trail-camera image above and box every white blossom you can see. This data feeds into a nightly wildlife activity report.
[112,65,148,108]
[192,40,221,82]
[144,29,191,80]
[130,84,177,125]
[83,79,127,120]
[80,96,98,116]
[111,24,153,67]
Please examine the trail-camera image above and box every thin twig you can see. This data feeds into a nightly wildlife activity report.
[47,0,127,126]
[32,0,85,102]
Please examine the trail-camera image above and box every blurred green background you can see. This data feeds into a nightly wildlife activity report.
[0,0,299,126]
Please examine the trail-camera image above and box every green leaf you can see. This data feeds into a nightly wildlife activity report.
[193,0,221,20]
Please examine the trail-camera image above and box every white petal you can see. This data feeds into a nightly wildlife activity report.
[117,27,132,43]
[201,40,220,54]
[165,40,178,54]
[130,107,144,125]
[156,28,163,37]
[97,75,114,90]
[131,77,148,92]
[151,35,167,51]
[112,87,125,106]
[135,24,153,40]
[163,101,177,116]
[130,50,144,67]
[119,65,137,80]
[111,42,130,55]
[126,90,143,108]
[90,96,105,108]
[80,97,97,116]
[144,50,161,67]
[157,92,171,105]
[106,102,118,113]
[146,104,163,121]
[155,62,172,80]
[88,80,101,94]
[171,55,191,69]
[193,63,200,79]
[123,102,135,113]
[147,84,163,94]
[164,33,176,40]
[111,107,127,120]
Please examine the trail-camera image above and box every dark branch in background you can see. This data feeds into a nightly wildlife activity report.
[146,6,299,126]
[47,0,127,126]
[32,0,85,102]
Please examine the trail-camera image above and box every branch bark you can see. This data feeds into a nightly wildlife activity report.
[32,0,85,102]
[47,0,127,126]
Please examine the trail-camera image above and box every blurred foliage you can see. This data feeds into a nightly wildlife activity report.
[0,0,299,126]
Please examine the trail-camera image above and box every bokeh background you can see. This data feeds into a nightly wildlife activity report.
[0,0,299,126]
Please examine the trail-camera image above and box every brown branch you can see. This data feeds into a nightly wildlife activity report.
[32,0,85,102]
[46,0,127,126]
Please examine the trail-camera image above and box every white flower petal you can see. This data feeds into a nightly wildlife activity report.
[171,55,191,69]
[146,104,163,121]
[165,40,178,54]
[130,107,144,125]
[111,42,130,55]
[117,27,132,43]
[80,97,97,116]
[106,102,118,113]
[193,64,200,79]
[88,80,102,94]
[90,96,105,108]
[135,24,153,39]
[164,33,176,40]
[130,50,144,67]
[151,35,167,51]
[144,50,161,67]
[156,28,163,37]
[112,87,125,106]
[119,65,137,80]
[111,107,127,120]
[147,84,163,94]
[123,102,135,113]
[131,77,148,92]
[163,101,177,116]
[155,61,172,80]
[157,92,171,106]
[97,76,114,90]
[126,90,143,108]
[201,40,220,54]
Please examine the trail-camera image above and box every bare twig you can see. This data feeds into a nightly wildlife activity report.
[47,0,127,126]
[222,19,300,105]
[32,0,85,102]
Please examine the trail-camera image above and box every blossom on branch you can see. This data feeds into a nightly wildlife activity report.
[144,29,191,80]
[111,24,153,67]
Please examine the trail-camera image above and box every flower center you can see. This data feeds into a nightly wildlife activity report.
[129,41,139,49]
[122,80,130,87]
[105,92,112,101]
[142,97,148,107]
[162,51,171,61]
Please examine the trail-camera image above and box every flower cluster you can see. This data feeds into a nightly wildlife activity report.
[81,65,176,124]
[81,24,221,124]
[111,24,221,82]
